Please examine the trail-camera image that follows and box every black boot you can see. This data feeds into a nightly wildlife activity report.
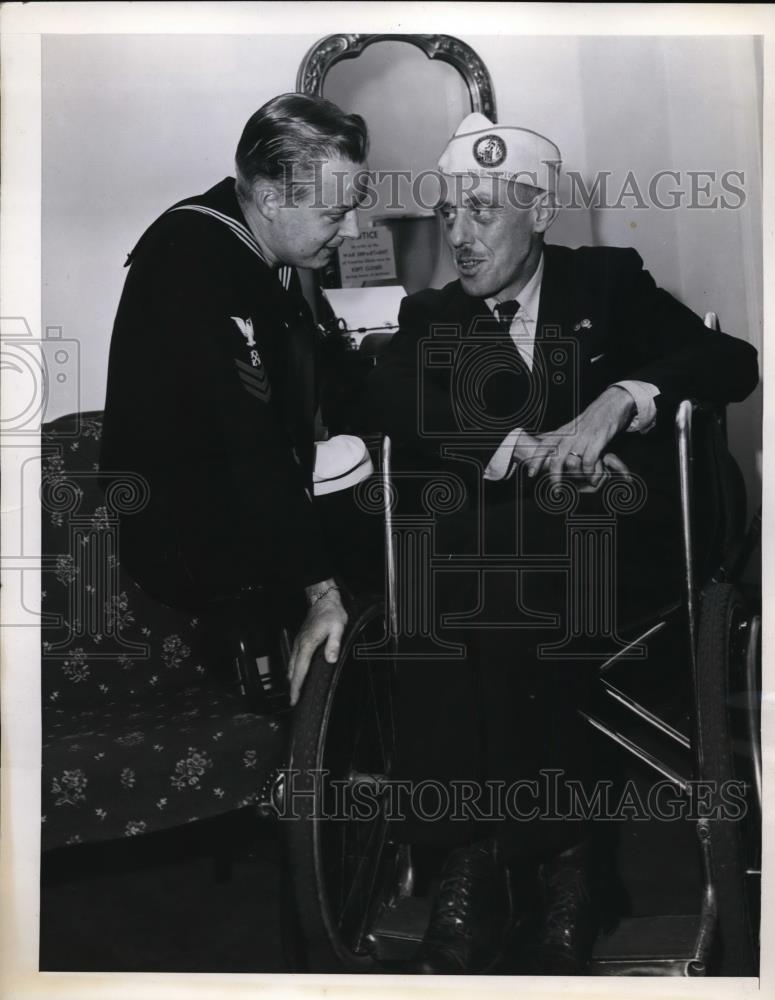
[529,840,598,974]
[407,838,514,974]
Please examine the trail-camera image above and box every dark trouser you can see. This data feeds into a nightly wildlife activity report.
[198,586,303,713]
[122,557,305,714]
[314,486,386,595]
[390,474,683,863]
[123,484,383,711]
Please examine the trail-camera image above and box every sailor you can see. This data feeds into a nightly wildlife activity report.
[100,93,369,704]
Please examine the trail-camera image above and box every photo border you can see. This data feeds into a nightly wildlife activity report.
[1,3,772,999]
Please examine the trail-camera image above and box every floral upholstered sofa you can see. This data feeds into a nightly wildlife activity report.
[41,412,286,850]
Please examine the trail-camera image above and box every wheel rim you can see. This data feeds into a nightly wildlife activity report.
[316,605,397,959]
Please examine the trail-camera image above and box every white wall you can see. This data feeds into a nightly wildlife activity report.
[42,32,762,502]
[42,32,320,419]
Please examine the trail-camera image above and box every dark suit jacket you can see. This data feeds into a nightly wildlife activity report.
[100,178,332,605]
[366,244,758,501]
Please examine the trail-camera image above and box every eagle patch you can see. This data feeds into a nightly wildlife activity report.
[231,315,256,348]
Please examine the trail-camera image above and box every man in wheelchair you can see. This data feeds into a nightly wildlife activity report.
[365,113,759,974]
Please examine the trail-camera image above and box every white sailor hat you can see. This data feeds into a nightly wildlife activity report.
[438,112,561,191]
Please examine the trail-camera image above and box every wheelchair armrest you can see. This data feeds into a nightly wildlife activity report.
[381,435,398,637]
[674,394,746,664]
[675,401,700,662]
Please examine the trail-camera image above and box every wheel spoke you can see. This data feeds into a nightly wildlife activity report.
[366,662,388,766]
[349,669,367,760]
[336,811,390,943]
[338,813,382,922]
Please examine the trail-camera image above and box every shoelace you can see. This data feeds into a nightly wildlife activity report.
[432,852,494,935]
[543,867,590,934]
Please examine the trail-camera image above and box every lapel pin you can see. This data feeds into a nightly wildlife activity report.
[573,318,593,332]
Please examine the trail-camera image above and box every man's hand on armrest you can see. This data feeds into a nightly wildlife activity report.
[513,386,637,488]
[484,381,658,487]
[288,578,348,706]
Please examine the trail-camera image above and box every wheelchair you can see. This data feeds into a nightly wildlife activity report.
[281,312,762,976]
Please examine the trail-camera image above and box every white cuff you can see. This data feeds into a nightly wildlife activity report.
[613,380,660,434]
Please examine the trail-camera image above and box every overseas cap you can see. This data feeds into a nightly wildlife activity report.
[438,112,561,191]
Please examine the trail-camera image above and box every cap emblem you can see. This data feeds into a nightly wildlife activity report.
[473,134,507,168]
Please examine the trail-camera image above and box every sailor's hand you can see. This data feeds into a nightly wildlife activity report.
[288,580,348,707]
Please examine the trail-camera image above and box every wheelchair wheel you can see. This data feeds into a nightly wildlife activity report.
[695,582,760,975]
[283,597,399,972]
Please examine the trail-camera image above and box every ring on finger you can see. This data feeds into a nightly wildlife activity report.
[567,451,583,460]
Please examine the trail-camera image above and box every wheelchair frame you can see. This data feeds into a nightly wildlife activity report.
[285,313,761,976]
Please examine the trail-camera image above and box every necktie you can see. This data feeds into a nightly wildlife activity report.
[496,297,534,370]
[479,299,528,423]
[494,299,521,332]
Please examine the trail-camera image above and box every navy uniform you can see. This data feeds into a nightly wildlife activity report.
[100,178,332,609]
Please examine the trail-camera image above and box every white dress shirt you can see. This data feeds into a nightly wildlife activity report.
[483,252,659,481]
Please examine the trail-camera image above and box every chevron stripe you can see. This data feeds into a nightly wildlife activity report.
[241,380,271,403]
[234,356,271,397]
[234,358,269,383]
[237,370,269,390]
[236,369,271,402]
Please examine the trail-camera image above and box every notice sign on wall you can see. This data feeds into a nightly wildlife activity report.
[337,226,397,287]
